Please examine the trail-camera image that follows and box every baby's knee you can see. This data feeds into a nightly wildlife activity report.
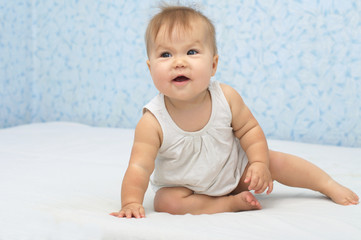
[269,150,286,167]
[268,150,287,176]
[154,187,190,214]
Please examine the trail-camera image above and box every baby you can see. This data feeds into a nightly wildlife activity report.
[111,5,359,218]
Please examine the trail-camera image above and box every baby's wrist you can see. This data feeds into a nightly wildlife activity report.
[250,161,270,169]
[250,161,267,166]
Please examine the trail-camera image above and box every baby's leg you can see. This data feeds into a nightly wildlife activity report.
[154,187,261,215]
[269,150,359,205]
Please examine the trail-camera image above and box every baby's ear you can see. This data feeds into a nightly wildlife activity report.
[212,55,219,76]
[146,60,151,71]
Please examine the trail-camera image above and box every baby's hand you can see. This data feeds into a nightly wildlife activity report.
[244,162,273,194]
[110,203,145,219]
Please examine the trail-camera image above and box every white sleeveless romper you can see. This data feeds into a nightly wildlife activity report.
[144,81,248,196]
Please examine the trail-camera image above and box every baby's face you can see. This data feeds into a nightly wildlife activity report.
[147,19,218,103]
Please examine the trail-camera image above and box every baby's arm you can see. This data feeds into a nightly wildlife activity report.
[110,111,161,218]
[221,84,273,194]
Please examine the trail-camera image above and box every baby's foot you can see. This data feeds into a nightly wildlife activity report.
[231,191,262,211]
[324,180,359,205]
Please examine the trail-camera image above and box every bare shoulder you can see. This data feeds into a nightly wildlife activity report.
[134,110,163,149]
[219,82,256,136]
[219,83,246,111]
[128,110,163,169]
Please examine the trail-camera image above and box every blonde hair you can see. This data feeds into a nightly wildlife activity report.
[145,5,217,57]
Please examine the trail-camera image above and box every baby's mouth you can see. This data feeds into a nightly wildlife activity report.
[173,76,190,82]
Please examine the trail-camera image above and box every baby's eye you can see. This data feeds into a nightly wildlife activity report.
[187,49,198,55]
[160,52,172,58]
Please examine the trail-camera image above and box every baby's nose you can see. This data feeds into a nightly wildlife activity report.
[173,56,187,68]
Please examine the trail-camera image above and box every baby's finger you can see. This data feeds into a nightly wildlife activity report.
[120,210,127,218]
[133,209,141,219]
[260,182,268,193]
[114,210,125,218]
[254,181,267,194]
[244,171,252,183]
[109,212,119,217]
[267,181,274,194]
[258,179,267,191]
[139,207,146,218]
[248,175,259,191]
[125,209,134,218]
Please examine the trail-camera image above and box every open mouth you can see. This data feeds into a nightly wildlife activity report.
[173,76,189,82]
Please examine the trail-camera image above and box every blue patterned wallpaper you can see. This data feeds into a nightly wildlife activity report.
[1,0,361,147]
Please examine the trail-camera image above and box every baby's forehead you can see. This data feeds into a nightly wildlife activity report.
[155,18,206,42]
[146,12,217,56]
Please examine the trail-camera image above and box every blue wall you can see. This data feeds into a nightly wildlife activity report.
[1,0,361,147]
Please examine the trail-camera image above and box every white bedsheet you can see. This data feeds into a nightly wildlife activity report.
[0,122,360,240]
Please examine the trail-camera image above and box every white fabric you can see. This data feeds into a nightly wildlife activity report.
[144,81,248,196]
[0,122,361,240]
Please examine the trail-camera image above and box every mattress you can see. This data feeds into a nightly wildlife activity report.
[0,122,360,240]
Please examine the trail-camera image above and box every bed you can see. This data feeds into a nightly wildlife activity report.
[0,122,360,240]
